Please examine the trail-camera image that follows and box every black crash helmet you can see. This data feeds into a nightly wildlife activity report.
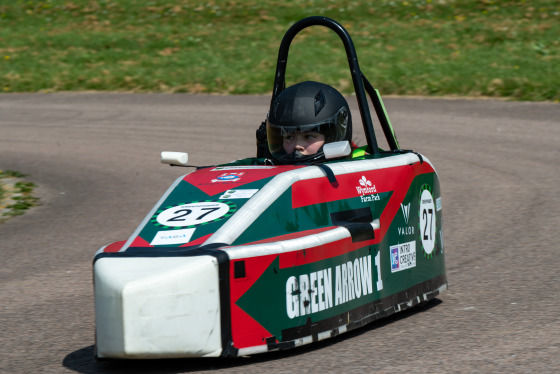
[266,81,352,164]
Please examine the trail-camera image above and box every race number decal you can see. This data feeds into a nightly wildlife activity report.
[419,185,436,258]
[151,200,237,228]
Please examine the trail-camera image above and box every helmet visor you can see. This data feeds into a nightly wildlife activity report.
[266,106,349,163]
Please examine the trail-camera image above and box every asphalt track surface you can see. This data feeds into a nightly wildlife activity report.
[1,93,559,374]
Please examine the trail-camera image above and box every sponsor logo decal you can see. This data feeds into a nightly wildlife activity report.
[436,197,442,211]
[398,226,414,235]
[360,194,380,203]
[219,189,258,199]
[151,200,237,229]
[419,184,436,258]
[398,202,414,235]
[150,228,196,245]
[212,172,245,183]
[356,176,380,202]
[390,241,416,272]
[401,202,410,224]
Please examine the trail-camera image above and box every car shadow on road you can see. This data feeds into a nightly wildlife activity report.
[63,299,442,374]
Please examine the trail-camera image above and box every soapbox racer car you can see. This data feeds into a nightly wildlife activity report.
[93,16,446,359]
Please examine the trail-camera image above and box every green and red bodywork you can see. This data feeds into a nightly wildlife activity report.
[94,152,446,357]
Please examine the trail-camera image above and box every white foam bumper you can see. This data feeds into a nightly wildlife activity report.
[94,255,222,358]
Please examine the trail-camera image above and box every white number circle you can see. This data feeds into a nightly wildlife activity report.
[419,188,436,255]
[157,201,231,227]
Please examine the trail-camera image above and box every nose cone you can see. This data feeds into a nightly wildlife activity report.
[94,255,222,358]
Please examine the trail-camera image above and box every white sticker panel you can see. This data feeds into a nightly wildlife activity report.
[390,241,417,273]
[150,228,196,246]
[219,189,259,199]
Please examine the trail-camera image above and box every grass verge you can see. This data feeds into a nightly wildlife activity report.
[0,170,41,222]
[0,0,558,101]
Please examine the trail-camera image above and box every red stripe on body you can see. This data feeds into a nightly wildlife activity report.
[103,240,126,253]
[291,162,434,244]
[128,236,153,248]
[292,163,433,209]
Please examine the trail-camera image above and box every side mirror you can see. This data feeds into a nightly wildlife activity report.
[323,141,351,160]
[161,151,189,166]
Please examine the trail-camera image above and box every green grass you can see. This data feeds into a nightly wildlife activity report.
[0,170,40,221]
[0,0,558,100]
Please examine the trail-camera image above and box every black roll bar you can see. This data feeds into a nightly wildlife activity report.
[271,16,400,154]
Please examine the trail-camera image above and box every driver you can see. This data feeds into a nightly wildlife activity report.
[265,81,352,164]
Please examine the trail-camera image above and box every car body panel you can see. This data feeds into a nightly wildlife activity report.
[94,153,446,358]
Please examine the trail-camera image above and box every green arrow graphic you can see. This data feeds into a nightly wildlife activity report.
[236,256,293,339]
[235,250,384,341]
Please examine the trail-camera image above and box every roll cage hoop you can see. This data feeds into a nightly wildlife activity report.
[271,16,400,155]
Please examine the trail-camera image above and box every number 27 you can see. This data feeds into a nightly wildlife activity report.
[167,207,220,222]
